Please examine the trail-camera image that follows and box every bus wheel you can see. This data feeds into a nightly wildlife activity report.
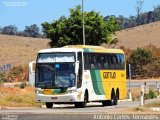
[102,90,115,106]
[46,102,53,108]
[114,94,118,105]
[75,93,87,108]
[102,100,111,106]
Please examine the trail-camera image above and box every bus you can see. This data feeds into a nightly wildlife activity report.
[31,45,126,108]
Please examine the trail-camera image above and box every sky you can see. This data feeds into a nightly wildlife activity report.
[0,0,160,31]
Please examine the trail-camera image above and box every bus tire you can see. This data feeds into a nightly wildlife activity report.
[102,100,111,106]
[75,92,88,108]
[114,94,118,105]
[103,90,115,106]
[102,89,116,106]
[46,102,53,108]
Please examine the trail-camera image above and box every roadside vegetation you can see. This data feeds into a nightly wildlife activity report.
[0,65,42,107]
[0,65,28,84]
[121,44,160,79]
[129,87,141,101]
[134,99,160,112]
[145,101,160,107]
[42,5,119,47]
[0,86,42,107]
[144,89,159,100]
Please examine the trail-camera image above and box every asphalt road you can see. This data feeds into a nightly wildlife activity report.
[0,98,160,120]
[1,114,159,120]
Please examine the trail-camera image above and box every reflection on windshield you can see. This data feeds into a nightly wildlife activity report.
[36,63,75,88]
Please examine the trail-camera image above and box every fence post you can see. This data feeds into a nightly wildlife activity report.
[156,82,160,95]
[128,64,132,101]
[140,85,145,106]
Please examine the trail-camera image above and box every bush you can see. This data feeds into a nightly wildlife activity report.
[127,45,160,78]
[0,79,3,86]
[6,65,28,82]
[19,82,28,89]
[128,48,153,78]
[144,89,158,99]
[0,73,6,84]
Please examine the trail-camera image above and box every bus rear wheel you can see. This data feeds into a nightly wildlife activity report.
[102,99,115,106]
[46,102,53,108]
[102,100,112,106]
[102,91,118,106]
[114,95,118,105]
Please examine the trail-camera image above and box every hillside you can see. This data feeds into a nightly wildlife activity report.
[0,21,160,67]
[116,21,160,49]
[0,35,49,66]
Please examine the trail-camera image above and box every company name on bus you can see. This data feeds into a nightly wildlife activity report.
[103,72,116,79]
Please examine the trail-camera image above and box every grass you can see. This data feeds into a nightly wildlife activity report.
[128,87,141,101]
[144,101,160,107]
[0,34,49,66]
[116,21,160,50]
[134,107,145,112]
[128,87,159,101]
[0,86,43,107]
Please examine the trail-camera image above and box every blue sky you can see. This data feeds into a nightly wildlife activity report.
[0,0,159,31]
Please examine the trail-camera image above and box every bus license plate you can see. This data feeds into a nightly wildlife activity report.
[51,97,57,100]
[43,89,52,95]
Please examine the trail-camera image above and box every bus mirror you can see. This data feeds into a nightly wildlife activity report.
[75,61,79,74]
[29,61,36,86]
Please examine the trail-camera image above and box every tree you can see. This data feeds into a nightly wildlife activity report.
[135,0,144,25]
[153,5,160,21]
[1,25,18,35]
[128,16,137,28]
[42,5,119,47]
[23,24,40,37]
[128,48,153,77]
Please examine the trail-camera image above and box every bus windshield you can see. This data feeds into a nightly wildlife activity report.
[36,53,76,89]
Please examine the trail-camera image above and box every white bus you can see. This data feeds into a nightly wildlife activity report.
[30,45,126,108]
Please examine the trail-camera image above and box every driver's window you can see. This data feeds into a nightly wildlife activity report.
[77,52,83,88]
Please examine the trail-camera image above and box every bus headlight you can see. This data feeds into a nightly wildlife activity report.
[66,89,77,94]
[35,88,43,94]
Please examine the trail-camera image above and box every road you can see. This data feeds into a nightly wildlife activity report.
[0,97,160,120]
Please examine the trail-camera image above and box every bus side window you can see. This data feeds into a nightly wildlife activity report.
[109,54,114,69]
[119,54,124,69]
[90,53,97,69]
[84,53,90,70]
[115,54,119,69]
[104,54,110,69]
[97,54,103,69]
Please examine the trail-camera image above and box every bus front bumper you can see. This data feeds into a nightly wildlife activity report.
[36,93,79,103]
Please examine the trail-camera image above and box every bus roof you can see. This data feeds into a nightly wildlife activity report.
[64,45,124,54]
[38,45,124,54]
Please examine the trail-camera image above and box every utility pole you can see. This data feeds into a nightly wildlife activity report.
[82,0,85,45]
